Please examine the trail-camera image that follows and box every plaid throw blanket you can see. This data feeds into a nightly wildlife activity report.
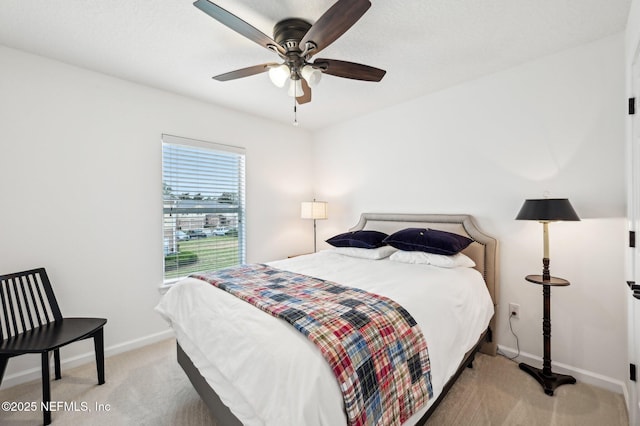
[192,264,433,426]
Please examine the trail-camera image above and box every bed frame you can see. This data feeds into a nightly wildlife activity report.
[177,213,499,425]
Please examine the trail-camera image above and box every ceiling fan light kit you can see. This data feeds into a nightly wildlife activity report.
[287,78,305,98]
[268,64,290,88]
[301,65,322,87]
[193,0,386,125]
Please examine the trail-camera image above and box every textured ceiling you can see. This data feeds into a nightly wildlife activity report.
[0,0,631,130]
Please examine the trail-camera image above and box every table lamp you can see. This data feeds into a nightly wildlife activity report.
[516,198,580,280]
[301,200,328,252]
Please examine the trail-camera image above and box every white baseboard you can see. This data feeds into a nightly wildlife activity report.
[3,337,626,398]
[497,344,626,395]
[0,329,174,390]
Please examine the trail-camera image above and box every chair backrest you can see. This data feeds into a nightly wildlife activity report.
[0,268,62,340]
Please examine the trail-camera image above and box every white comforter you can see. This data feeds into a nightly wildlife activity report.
[155,250,494,426]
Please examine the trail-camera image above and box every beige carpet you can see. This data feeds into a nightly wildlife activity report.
[0,339,628,425]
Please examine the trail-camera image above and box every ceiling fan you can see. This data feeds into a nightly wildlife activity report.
[193,0,386,107]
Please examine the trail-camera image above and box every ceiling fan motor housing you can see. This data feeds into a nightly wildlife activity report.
[273,18,312,52]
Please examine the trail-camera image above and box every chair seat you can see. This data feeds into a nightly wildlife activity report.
[0,318,106,355]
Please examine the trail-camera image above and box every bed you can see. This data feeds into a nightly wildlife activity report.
[156,213,498,425]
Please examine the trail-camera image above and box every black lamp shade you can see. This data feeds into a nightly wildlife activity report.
[516,198,580,221]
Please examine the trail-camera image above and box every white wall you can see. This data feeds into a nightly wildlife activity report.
[0,45,314,387]
[312,34,627,391]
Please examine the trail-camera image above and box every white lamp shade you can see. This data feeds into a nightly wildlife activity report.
[268,64,290,88]
[287,79,305,97]
[301,201,328,220]
[301,65,322,87]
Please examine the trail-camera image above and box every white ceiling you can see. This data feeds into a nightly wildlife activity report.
[0,0,631,130]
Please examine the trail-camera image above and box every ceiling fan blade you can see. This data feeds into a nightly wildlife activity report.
[213,63,278,81]
[300,0,371,55]
[313,59,386,82]
[297,79,312,104]
[194,0,285,55]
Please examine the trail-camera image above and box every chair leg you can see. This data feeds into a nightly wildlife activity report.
[93,327,105,385]
[41,352,51,425]
[0,356,9,386]
[54,349,61,380]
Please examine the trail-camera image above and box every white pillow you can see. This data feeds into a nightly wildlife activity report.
[389,250,476,268]
[331,245,397,260]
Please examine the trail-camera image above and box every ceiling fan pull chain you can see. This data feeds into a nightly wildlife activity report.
[293,90,299,127]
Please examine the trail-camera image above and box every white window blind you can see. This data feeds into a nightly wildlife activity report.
[162,134,246,282]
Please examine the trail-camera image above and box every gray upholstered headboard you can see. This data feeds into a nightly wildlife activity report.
[349,213,499,355]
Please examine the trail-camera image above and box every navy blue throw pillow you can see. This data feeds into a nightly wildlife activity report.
[383,228,473,255]
[326,230,389,249]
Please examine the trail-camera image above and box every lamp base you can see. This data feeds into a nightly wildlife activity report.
[542,257,551,281]
[518,363,576,396]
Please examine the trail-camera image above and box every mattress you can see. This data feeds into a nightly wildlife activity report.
[156,250,494,426]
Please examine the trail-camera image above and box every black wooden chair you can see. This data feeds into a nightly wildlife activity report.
[0,267,107,425]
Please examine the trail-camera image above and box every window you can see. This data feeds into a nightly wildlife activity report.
[162,134,245,282]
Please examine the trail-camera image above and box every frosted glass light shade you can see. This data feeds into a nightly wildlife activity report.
[301,65,322,87]
[287,79,305,97]
[268,64,290,88]
[301,201,328,220]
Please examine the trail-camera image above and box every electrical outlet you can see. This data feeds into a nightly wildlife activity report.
[509,303,520,319]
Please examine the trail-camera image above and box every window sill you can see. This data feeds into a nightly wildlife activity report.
[158,278,182,295]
